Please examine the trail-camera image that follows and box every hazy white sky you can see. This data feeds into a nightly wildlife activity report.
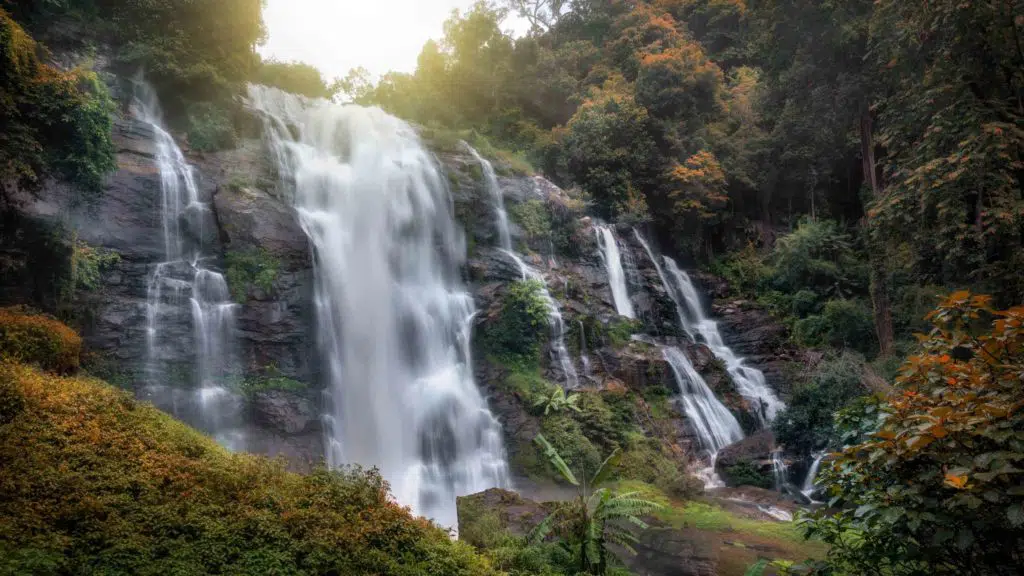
[259,0,525,81]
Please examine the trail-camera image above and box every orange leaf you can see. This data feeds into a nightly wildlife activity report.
[944,473,969,489]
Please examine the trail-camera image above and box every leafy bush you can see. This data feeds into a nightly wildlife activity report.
[0,10,116,203]
[256,59,332,99]
[0,363,24,426]
[186,101,239,152]
[0,362,498,575]
[485,279,550,362]
[772,352,868,456]
[225,248,280,301]
[769,218,867,298]
[232,368,307,398]
[509,199,552,243]
[721,461,772,489]
[793,299,877,354]
[0,308,82,374]
[539,414,602,481]
[805,293,1024,575]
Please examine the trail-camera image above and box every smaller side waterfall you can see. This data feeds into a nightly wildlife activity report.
[802,453,825,498]
[595,225,636,318]
[771,449,790,490]
[579,320,592,379]
[505,250,579,389]
[466,145,512,251]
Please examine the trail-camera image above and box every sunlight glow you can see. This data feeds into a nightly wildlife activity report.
[259,0,524,81]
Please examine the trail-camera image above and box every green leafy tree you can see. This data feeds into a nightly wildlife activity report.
[804,292,1024,575]
[533,387,582,415]
[530,434,663,575]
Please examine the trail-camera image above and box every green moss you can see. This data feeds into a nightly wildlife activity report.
[225,248,280,302]
[232,373,307,398]
[0,362,499,575]
[186,101,238,152]
[617,432,681,485]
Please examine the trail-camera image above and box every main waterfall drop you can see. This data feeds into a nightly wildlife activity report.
[595,225,635,319]
[247,86,509,528]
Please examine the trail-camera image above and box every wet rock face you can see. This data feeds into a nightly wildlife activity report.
[625,526,719,576]
[251,389,319,435]
[457,488,550,546]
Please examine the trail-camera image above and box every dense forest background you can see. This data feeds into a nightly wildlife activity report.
[2,0,1023,574]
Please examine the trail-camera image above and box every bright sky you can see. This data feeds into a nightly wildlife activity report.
[259,0,526,81]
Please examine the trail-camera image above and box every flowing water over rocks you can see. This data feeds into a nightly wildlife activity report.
[247,86,510,528]
[135,83,244,448]
[595,224,636,318]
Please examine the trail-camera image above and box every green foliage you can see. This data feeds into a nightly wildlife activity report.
[0,10,116,203]
[186,101,238,152]
[805,293,1024,574]
[0,308,82,374]
[0,361,498,575]
[533,386,582,415]
[539,414,601,482]
[531,436,664,575]
[793,299,876,354]
[509,199,553,243]
[604,317,641,349]
[255,58,332,99]
[225,248,280,302]
[773,352,868,456]
[485,279,550,362]
[720,461,772,490]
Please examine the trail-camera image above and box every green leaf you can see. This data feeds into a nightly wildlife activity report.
[743,559,768,576]
[590,447,622,488]
[533,433,578,486]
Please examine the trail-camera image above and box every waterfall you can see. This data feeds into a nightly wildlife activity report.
[595,225,636,319]
[633,229,783,425]
[579,320,591,379]
[802,452,825,498]
[503,250,579,389]
[771,449,790,490]
[247,86,509,529]
[135,82,241,446]
[662,346,743,488]
[661,258,784,424]
[465,144,512,251]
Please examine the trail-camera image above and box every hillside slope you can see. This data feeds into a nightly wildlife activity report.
[0,359,496,575]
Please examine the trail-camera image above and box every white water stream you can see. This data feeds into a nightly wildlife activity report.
[135,82,242,446]
[248,86,509,528]
[595,225,635,318]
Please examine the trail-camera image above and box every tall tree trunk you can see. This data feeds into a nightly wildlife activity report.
[860,108,894,357]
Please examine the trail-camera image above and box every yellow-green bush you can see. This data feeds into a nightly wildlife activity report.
[0,363,498,575]
[0,308,81,373]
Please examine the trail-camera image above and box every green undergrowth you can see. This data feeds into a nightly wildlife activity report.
[418,125,534,176]
[0,361,498,575]
[225,248,280,302]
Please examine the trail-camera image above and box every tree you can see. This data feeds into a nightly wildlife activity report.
[530,434,663,575]
[503,0,570,32]
[805,292,1024,575]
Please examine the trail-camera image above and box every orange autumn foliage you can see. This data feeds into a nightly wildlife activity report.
[0,307,81,374]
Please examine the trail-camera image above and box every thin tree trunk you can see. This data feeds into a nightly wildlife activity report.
[860,107,894,357]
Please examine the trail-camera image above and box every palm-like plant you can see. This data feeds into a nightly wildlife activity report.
[533,387,582,415]
[530,434,663,575]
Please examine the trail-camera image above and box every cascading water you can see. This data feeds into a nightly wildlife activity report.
[633,229,784,425]
[135,81,242,447]
[802,452,825,499]
[661,258,785,424]
[465,145,512,251]
[467,145,579,389]
[504,250,580,389]
[247,85,509,529]
[595,225,636,319]
[662,346,743,487]
[579,320,591,379]
[771,449,790,490]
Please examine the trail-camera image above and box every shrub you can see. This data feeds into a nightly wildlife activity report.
[225,248,280,301]
[509,199,552,243]
[540,414,602,480]
[773,352,868,456]
[769,218,867,298]
[0,308,82,373]
[485,279,550,362]
[0,362,499,575]
[721,461,772,489]
[0,363,24,425]
[186,101,239,152]
[794,299,877,354]
[256,59,332,99]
